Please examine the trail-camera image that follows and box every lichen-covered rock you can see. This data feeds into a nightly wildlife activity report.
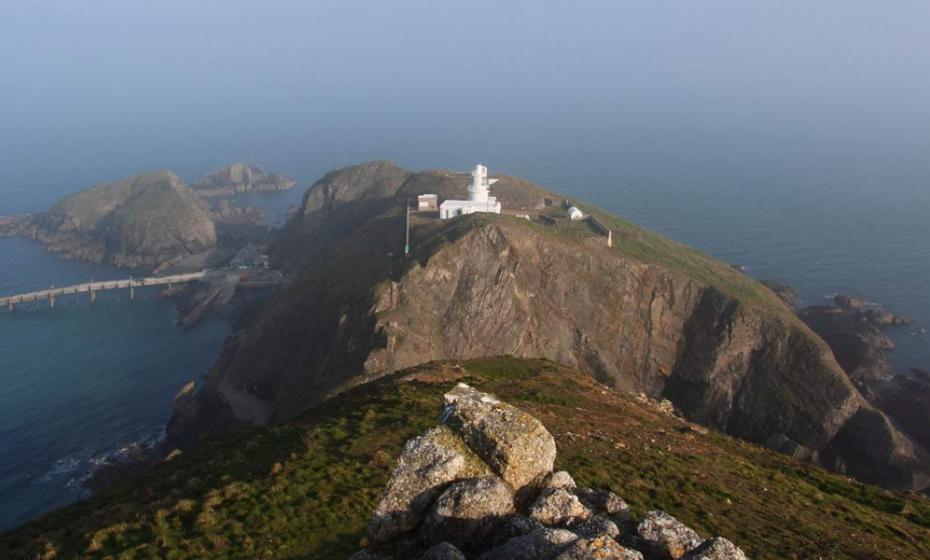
[479,528,579,560]
[545,471,577,490]
[682,537,749,560]
[554,535,644,560]
[421,541,467,560]
[442,384,556,493]
[574,515,620,539]
[367,426,488,544]
[529,488,592,527]
[420,477,516,549]
[575,488,631,521]
[637,511,703,559]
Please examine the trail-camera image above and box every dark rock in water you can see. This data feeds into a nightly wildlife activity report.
[798,295,908,381]
[192,163,295,196]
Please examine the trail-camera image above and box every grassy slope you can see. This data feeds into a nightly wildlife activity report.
[3,358,928,560]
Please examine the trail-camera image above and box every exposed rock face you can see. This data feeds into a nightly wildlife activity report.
[354,385,745,560]
[173,161,930,491]
[192,163,295,196]
[7,171,216,269]
[799,294,908,381]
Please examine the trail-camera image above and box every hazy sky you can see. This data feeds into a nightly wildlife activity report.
[1,1,928,203]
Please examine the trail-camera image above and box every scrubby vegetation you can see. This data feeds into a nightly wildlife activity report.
[4,357,929,559]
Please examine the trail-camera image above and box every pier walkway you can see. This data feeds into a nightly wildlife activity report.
[0,271,209,311]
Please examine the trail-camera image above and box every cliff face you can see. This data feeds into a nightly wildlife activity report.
[192,163,295,196]
[174,161,929,491]
[18,171,217,269]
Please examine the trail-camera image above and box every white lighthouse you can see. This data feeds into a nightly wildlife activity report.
[440,164,502,219]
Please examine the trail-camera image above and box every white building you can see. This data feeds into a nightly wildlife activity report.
[567,206,584,221]
[439,164,502,220]
[417,194,438,211]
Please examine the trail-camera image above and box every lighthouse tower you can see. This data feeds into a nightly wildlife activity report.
[468,164,491,203]
[438,163,502,219]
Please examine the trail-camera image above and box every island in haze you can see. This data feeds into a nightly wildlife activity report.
[2,161,930,559]
[0,163,294,273]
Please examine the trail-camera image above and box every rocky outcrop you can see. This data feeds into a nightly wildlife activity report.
[6,171,216,270]
[353,385,748,560]
[192,163,295,196]
[799,294,909,381]
[172,162,930,491]
[868,370,930,452]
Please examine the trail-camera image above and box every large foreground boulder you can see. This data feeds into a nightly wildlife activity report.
[442,383,557,494]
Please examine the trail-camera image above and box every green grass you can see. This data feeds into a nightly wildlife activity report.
[4,358,929,559]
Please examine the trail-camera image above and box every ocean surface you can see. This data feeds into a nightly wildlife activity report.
[0,152,927,531]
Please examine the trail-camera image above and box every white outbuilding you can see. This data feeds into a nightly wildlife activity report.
[567,206,584,220]
[417,194,438,211]
[439,164,502,220]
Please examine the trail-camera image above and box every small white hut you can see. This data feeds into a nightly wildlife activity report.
[567,206,584,221]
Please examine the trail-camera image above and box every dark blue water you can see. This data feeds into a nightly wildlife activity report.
[0,144,927,531]
[0,237,231,529]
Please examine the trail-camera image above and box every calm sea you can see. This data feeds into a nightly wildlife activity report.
[0,146,927,530]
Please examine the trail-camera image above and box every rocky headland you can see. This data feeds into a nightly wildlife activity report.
[0,171,217,270]
[192,163,295,197]
[169,160,930,492]
[799,294,909,382]
[354,383,748,560]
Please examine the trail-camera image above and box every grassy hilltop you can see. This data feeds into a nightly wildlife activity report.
[3,357,929,559]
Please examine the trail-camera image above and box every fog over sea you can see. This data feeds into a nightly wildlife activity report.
[1,0,928,532]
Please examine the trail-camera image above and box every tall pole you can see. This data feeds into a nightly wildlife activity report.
[404,200,411,257]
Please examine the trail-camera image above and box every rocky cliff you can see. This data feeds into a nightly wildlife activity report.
[3,171,217,270]
[192,163,295,196]
[170,161,930,491]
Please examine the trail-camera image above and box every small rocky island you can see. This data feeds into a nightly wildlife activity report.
[192,163,295,197]
[0,171,217,270]
[354,383,748,560]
